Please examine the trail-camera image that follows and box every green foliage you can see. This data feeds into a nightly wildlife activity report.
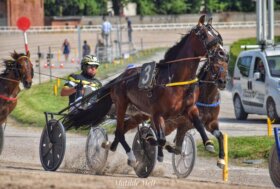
[45,0,280,16]
[197,136,275,162]
[44,0,106,16]
[134,0,156,16]
[156,0,189,14]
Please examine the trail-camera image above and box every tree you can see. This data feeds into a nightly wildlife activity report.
[156,0,189,14]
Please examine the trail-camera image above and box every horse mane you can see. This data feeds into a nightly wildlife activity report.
[162,31,192,63]
[1,51,24,74]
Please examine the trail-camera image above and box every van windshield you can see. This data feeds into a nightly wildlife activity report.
[267,56,280,78]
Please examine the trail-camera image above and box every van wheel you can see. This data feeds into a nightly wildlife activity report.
[267,98,280,123]
[234,95,248,120]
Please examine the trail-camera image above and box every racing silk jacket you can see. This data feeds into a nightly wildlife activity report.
[64,72,102,105]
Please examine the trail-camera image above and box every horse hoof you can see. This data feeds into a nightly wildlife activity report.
[157,155,164,162]
[217,159,225,169]
[127,160,138,168]
[164,142,180,154]
[101,141,111,150]
[205,140,215,153]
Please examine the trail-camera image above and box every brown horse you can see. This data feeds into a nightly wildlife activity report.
[97,15,228,167]
[0,51,34,154]
[109,57,228,168]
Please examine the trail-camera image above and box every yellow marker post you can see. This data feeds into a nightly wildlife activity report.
[53,84,58,96]
[267,117,275,136]
[57,50,61,63]
[223,133,228,181]
[57,79,60,87]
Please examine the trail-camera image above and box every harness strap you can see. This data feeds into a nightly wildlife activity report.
[166,78,198,87]
[196,101,220,108]
[0,94,17,101]
[0,76,20,83]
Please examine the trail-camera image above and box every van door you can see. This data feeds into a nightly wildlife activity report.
[250,56,266,113]
[236,56,253,112]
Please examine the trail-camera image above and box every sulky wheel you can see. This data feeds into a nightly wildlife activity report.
[86,127,108,174]
[132,126,157,178]
[172,132,196,178]
[0,124,3,155]
[39,119,66,171]
[269,143,280,187]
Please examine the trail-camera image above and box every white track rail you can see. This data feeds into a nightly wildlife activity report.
[1,21,279,33]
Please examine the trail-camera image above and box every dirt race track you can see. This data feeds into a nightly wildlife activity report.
[1,27,280,189]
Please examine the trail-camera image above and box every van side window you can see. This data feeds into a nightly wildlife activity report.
[237,56,252,77]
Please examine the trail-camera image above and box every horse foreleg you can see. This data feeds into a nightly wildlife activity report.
[207,120,225,169]
[187,106,215,153]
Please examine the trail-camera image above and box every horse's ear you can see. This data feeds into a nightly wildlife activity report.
[198,15,206,26]
[207,17,213,25]
[26,51,30,58]
[11,50,17,60]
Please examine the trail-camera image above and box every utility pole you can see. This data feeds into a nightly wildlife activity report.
[256,0,274,44]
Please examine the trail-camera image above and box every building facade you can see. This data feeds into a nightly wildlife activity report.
[0,0,44,26]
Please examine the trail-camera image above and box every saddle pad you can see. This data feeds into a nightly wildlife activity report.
[138,61,156,89]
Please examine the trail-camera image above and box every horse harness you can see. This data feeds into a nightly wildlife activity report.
[0,56,32,102]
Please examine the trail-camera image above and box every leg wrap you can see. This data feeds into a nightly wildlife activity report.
[213,129,221,138]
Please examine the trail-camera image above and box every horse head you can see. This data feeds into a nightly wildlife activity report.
[193,16,229,90]
[10,51,34,89]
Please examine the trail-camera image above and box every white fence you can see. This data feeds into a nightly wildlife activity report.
[1,21,279,33]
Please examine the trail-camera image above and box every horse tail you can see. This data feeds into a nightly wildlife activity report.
[62,76,122,130]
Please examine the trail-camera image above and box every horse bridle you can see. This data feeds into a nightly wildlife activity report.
[194,24,228,84]
[10,56,33,83]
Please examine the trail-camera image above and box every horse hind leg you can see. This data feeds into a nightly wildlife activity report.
[152,114,166,162]
[108,114,149,152]
[115,102,138,168]
[188,108,215,153]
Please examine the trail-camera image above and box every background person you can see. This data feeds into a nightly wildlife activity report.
[126,17,133,43]
[61,55,102,108]
[82,40,91,57]
[62,39,71,63]
[101,17,112,47]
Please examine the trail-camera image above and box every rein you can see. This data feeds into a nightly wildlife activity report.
[0,94,17,101]
[166,78,198,87]
[0,76,20,83]
[159,56,207,65]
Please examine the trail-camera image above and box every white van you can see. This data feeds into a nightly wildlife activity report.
[232,46,280,122]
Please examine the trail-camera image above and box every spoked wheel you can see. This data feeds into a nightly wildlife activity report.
[86,127,108,174]
[172,132,196,178]
[39,119,66,171]
[269,143,280,187]
[132,126,157,178]
[0,124,4,155]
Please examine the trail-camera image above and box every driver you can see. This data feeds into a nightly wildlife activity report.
[61,55,102,107]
